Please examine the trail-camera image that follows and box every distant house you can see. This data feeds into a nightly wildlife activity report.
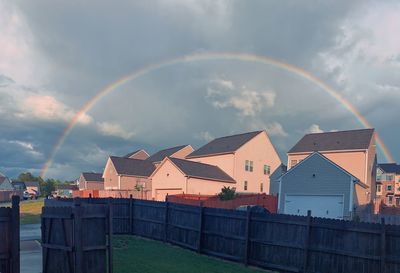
[279,152,369,220]
[0,172,13,190]
[147,145,194,166]
[150,157,235,201]
[376,163,400,207]
[186,131,282,194]
[103,156,156,199]
[287,129,377,202]
[79,172,104,190]
[24,181,40,196]
[12,181,27,191]
[56,184,79,198]
[268,164,287,195]
[124,149,149,160]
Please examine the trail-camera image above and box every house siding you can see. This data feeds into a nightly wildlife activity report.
[128,150,149,160]
[188,153,235,178]
[171,145,194,159]
[0,177,14,190]
[280,154,352,219]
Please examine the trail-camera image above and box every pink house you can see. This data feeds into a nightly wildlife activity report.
[287,128,377,204]
[150,157,235,201]
[186,131,282,194]
[147,145,194,166]
[124,149,149,160]
[78,172,104,190]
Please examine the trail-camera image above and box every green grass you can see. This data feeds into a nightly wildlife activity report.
[114,236,271,273]
[20,199,44,225]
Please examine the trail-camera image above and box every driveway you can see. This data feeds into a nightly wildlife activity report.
[20,224,42,273]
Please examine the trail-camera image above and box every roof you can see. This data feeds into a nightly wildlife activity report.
[124,150,141,158]
[169,157,235,183]
[147,145,189,163]
[187,131,263,158]
[110,156,156,177]
[378,163,400,174]
[288,129,375,154]
[81,172,104,182]
[24,181,40,187]
[57,184,79,190]
[281,152,368,188]
[12,181,27,189]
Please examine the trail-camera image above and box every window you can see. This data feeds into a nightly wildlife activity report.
[244,181,248,191]
[260,182,263,192]
[388,195,393,205]
[291,160,297,168]
[396,197,400,206]
[376,175,382,182]
[249,161,253,172]
[264,165,271,175]
[387,175,394,181]
[387,185,393,191]
[377,184,382,193]
[245,160,249,171]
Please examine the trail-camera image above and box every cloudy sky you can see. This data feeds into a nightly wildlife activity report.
[1,0,399,180]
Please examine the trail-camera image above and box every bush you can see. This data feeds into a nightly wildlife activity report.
[218,186,237,201]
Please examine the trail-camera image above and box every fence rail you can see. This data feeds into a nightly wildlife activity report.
[45,197,400,273]
[0,196,20,273]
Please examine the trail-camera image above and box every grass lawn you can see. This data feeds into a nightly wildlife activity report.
[114,236,272,273]
[19,199,44,225]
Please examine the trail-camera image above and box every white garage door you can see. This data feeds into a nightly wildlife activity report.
[284,195,344,219]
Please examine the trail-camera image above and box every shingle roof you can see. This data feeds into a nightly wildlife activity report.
[57,184,79,190]
[110,156,156,177]
[288,129,375,154]
[81,172,104,182]
[169,157,235,183]
[12,181,27,190]
[187,131,262,158]
[378,163,400,174]
[147,145,188,163]
[24,181,40,187]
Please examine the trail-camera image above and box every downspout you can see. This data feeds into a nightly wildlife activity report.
[118,175,121,190]
[185,176,188,194]
[349,177,354,219]
[365,150,368,186]
[278,177,282,212]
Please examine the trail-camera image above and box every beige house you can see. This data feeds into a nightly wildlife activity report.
[186,131,282,194]
[287,128,377,204]
[147,145,193,166]
[124,149,149,160]
[150,157,235,201]
[78,172,104,190]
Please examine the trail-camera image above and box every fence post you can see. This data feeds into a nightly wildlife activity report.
[89,193,92,203]
[108,199,114,273]
[11,195,20,273]
[302,210,312,273]
[244,207,252,266]
[129,194,134,235]
[197,204,204,253]
[164,201,169,243]
[381,218,386,273]
[73,199,83,273]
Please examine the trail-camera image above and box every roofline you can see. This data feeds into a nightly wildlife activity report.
[149,157,186,178]
[131,149,150,157]
[288,148,368,155]
[107,156,153,177]
[186,151,234,159]
[118,174,150,179]
[186,175,236,184]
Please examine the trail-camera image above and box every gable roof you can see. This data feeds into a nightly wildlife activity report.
[12,181,27,190]
[168,157,235,183]
[81,172,104,182]
[123,149,149,159]
[24,181,40,187]
[147,145,189,163]
[110,156,156,177]
[288,129,375,154]
[281,152,368,188]
[378,163,400,174]
[187,131,263,158]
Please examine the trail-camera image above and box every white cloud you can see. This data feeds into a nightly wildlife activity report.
[249,120,288,137]
[306,124,324,134]
[97,122,135,140]
[8,140,43,158]
[206,78,276,117]
[195,131,214,142]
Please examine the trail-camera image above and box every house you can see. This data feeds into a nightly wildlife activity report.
[376,163,400,207]
[78,172,104,190]
[287,129,377,202]
[150,157,235,201]
[268,164,287,195]
[55,184,79,198]
[24,181,41,196]
[0,172,13,190]
[278,152,369,219]
[103,156,156,199]
[12,181,27,191]
[186,131,282,194]
[124,149,149,160]
[147,145,194,166]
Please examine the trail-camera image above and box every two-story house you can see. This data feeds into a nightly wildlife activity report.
[376,163,400,207]
[78,172,104,190]
[186,131,282,194]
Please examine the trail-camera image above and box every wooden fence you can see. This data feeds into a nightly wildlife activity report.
[0,196,20,273]
[41,200,113,273]
[45,197,400,273]
[166,193,278,213]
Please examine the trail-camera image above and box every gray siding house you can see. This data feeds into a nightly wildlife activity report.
[269,164,287,195]
[0,173,14,190]
[278,152,368,220]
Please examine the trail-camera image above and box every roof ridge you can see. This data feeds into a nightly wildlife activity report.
[212,130,263,140]
[170,157,221,168]
[305,128,374,136]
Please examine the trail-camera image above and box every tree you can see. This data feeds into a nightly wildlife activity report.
[41,179,57,197]
[218,186,237,201]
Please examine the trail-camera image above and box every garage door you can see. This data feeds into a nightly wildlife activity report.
[155,188,183,201]
[284,195,344,219]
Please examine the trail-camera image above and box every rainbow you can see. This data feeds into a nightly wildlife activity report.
[40,52,394,177]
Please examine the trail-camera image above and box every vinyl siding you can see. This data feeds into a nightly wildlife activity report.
[279,154,352,218]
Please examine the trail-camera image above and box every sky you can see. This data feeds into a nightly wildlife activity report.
[0,0,399,180]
